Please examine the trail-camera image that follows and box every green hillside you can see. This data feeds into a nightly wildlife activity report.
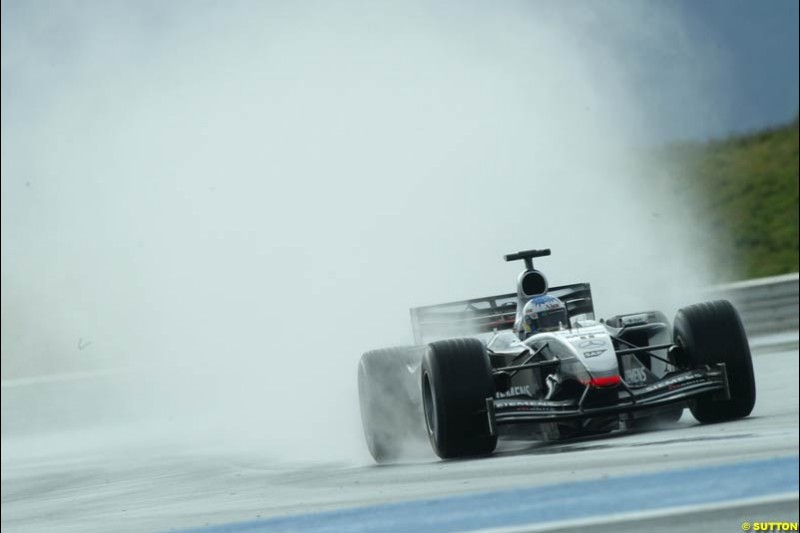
[666,118,799,280]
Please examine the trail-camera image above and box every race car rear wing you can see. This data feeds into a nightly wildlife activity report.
[409,283,594,345]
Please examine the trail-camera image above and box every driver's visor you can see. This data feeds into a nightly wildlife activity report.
[530,308,567,332]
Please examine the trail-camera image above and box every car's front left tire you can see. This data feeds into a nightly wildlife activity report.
[421,338,497,459]
[673,300,756,423]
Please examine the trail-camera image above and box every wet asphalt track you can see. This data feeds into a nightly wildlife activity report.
[2,338,798,533]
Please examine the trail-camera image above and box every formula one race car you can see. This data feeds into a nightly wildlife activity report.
[357,248,756,462]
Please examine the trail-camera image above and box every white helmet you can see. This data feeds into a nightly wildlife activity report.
[521,295,568,338]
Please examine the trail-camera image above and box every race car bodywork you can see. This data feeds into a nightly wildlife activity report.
[358,248,755,462]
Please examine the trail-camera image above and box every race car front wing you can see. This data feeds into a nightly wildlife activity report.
[486,365,729,434]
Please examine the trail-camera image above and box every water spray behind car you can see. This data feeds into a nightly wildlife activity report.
[2,1,730,464]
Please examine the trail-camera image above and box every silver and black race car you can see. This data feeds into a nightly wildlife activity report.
[358,248,756,462]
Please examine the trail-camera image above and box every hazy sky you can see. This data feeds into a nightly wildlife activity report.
[2,1,798,143]
[673,0,798,138]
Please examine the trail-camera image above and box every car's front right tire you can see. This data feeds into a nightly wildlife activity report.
[421,338,497,459]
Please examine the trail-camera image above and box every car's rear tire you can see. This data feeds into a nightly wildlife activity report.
[421,338,497,459]
[673,300,756,423]
[358,346,425,463]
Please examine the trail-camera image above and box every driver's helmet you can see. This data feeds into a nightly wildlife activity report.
[521,295,568,338]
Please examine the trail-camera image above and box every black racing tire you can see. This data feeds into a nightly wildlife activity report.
[358,346,425,463]
[673,300,756,423]
[421,338,497,459]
